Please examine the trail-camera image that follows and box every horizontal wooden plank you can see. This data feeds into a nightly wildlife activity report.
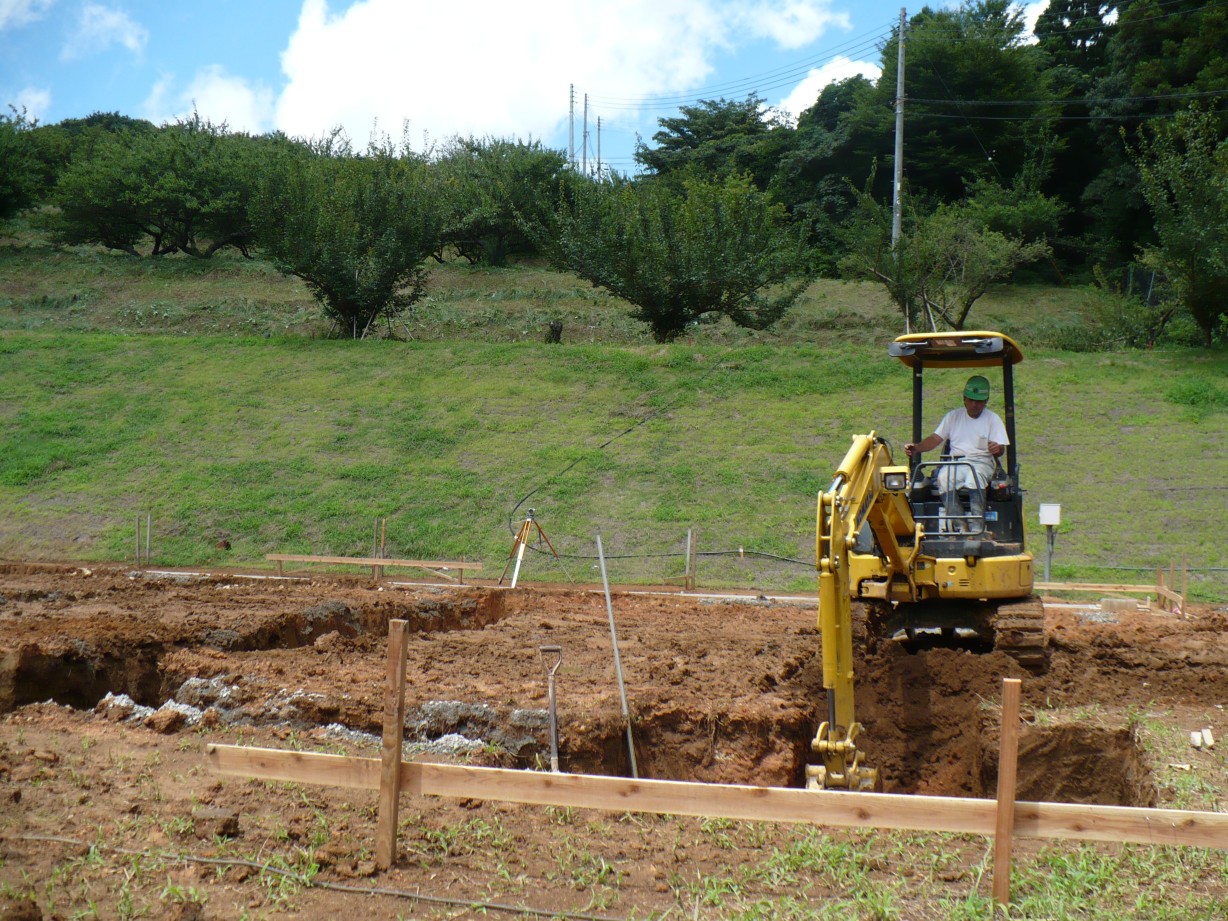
[204,745,1228,849]
[265,554,481,571]
[206,743,380,790]
[1015,800,1228,848]
[1036,582,1155,593]
[402,760,996,835]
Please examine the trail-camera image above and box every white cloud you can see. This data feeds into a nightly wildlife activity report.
[274,0,852,149]
[736,0,850,50]
[776,55,880,121]
[142,65,275,133]
[11,85,51,119]
[1020,0,1047,43]
[0,0,52,31]
[60,2,148,61]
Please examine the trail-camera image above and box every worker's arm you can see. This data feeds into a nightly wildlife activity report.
[904,433,943,457]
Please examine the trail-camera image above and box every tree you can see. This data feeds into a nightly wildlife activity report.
[0,107,41,221]
[543,174,807,342]
[829,2,1055,206]
[435,136,569,265]
[1033,0,1118,260]
[840,173,1052,330]
[633,95,792,191]
[1080,0,1228,264]
[252,134,446,338]
[1129,107,1228,346]
[49,114,260,257]
[769,76,878,267]
[1035,0,1116,72]
[28,112,157,201]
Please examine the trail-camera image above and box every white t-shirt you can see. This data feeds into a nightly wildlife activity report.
[934,407,1008,463]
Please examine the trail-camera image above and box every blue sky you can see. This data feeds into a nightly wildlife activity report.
[0,0,1045,174]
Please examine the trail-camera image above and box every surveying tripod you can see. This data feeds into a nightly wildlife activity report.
[499,508,559,588]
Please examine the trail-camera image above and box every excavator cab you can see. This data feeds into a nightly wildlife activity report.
[807,331,1043,792]
[890,331,1026,557]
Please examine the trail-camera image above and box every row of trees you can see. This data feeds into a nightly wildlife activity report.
[0,111,810,341]
[0,0,1224,343]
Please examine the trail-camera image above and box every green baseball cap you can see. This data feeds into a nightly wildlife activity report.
[964,375,990,400]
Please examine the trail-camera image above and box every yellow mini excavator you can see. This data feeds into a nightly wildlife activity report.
[808,331,1044,791]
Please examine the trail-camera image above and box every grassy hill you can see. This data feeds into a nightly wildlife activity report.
[2,238,1225,598]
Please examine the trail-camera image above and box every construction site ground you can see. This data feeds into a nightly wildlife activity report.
[2,562,1227,919]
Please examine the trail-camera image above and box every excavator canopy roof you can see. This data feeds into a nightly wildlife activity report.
[888,331,1024,369]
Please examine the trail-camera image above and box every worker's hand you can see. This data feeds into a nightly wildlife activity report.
[988,441,1003,457]
[903,442,916,457]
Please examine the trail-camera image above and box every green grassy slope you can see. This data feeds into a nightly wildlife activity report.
[1,235,1224,595]
[2,328,1225,597]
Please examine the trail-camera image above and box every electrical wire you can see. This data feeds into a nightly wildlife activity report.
[584,24,894,110]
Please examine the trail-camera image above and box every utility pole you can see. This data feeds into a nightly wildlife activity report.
[891,7,908,330]
[582,93,589,176]
[597,116,602,179]
[569,84,576,170]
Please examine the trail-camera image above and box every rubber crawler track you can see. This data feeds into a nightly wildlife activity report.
[991,594,1048,671]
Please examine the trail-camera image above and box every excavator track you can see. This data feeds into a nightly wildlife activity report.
[991,594,1047,672]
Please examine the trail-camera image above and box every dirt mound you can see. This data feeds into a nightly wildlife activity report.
[2,564,1224,805]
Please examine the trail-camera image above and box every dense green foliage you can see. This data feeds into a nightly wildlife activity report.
[251,135,446,338]
[1130,107,1228,346]
[435,136,571,266]
[840,174,1057,329]
[544,174,807,341]
[49,114,261,258]
[634,94,792,191]
[0,108,41,221]
[3,0,1227,341]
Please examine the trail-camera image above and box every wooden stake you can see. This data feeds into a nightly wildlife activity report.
[1181,556,1188,617]
[993,677,1023,907]
[375,619,409,870]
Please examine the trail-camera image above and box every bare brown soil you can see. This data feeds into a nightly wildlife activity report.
[1,562,1226,919]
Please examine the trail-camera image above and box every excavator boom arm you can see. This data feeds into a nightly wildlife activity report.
[809,432,917,791]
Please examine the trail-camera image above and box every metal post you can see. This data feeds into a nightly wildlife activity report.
[145,514,151,565]
[684,529,696,592]
[891,7,907,331]
[597,535,638,779]
[540,645,563,772]
[1044,525,1055,583]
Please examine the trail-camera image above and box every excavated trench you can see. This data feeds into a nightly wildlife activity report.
[0,570,1160,806]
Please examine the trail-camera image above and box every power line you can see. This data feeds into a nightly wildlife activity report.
[584,24,894,111]
[908,87,1228,107]
[911,105,1228,121]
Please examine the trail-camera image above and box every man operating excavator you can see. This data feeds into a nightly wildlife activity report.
[902,374,1008,532]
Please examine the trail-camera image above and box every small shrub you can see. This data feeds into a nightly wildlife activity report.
[1166,378,1228,415]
